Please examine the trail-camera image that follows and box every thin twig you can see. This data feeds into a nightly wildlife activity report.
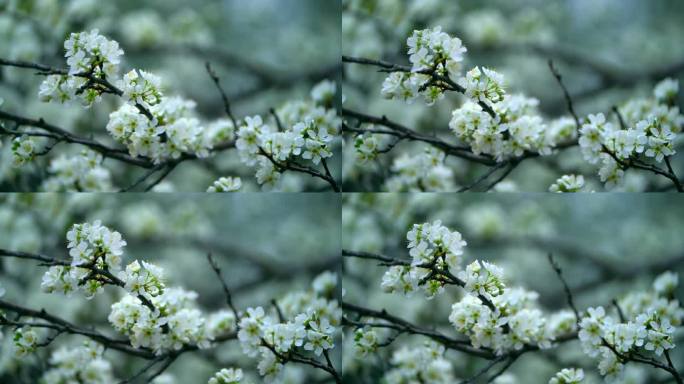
[483,161,519,191]
[547,253,580,322]
[548,60,580,128]
[119,357,162,384]
[206,253,240,322]
[205,62,239,129]
[460,355,509,384]
[257,147,340,191]
[145,354,179,383]
[143,162,178,191]
[612,299,626,323]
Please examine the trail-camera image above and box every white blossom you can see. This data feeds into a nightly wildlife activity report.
[208,368,243,384]
[549,174,585,193]
[549,368,584,384]
[207,177,242,192]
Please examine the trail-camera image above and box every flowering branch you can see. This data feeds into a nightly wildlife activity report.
[0,299,155,358]
[207,253,240,321]
[0,110,153,168]
[345,222,683,382]
[257,146,341,192]
[0,57,154,120]
[548,60,684,192]
[205,62,239,129]
[548,60,581,128]
[546,253,580,322]
[343,249,498,312]
[545,251,683,383]
[342,109,495,165]
[342,56,498,118]
[343,301,493,358]
[1,30,340,192]
[344,26,684,192]
[1,220,341,383]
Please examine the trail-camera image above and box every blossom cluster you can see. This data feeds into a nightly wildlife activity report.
[549,174,585,193]
[385,147,455,191]
[549,368,584,384]
[36,221,237,355]
[381,26,477,106]
[42,149,113,192]
[458,260,505,298]
[380,223,577,354]
[353,328,379,356]
[39,29,123,107]
[207,176,242,192]
[108,287,224,354]
[354,132,382,163]
[106,97,223,163]
[381,220,466,298]
[370,27,587,174]
[208,368,244,384]
[37,30,238,165]
[458,66,505,104]
[11,136,36,167]
[13,326,39,357]
[578,272,682,381]
[41,221,127,298]
[449,288,576,353]
[237,271,340,382]
[121,69,163,107]
[449,95,575,161]
[119,259,165,300]
[235,80,340,190]
[579,78,683,189]
[380,26,505,106]
[27,30,341,189]
[382,342,456,384]
[40,342,116,384]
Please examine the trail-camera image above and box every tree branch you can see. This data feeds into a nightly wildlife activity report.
[206,253,240,322]
[257,147,340,191]
[546,253,580,323]
[205,62,239,129]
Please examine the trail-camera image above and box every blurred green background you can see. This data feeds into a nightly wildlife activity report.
[0,193,341,383]
[342,193,684,383]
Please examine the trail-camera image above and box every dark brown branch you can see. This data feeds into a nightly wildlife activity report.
[0,249,159,325]
[0,299,155,358]
[205,62,239,129]
[547,253,580,322]
[342,305,490,357]
[342,109,496,165]
[342,55,498,118]
[118,357,163,384]
[459,355,510,384]
[342,249,498,311]
[206,253,240,322]
[483,161,519,191]
[612,106,627,130]
[0,110,154,168]
[486,355,519,383]
[548,60,581,129]
[257,147,340,192]
[601,144,684,192]
[261,339,341,383]
[145,354,179,383]
[119,164,166,192]
[612,299,626,323]
[457,162,509,192]
[0,58,154,120]
[143,162,179,191]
